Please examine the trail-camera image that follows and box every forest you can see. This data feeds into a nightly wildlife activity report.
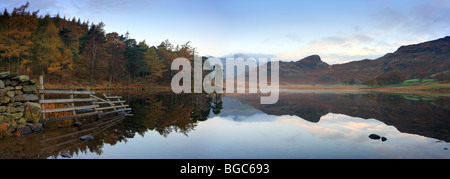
[0,3,195,87]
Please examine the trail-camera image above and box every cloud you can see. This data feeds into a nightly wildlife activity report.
[276,34,392,64]
[371,0,450,37]
[285,33,302,44]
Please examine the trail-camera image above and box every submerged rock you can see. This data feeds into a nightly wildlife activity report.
[74,121,83,127]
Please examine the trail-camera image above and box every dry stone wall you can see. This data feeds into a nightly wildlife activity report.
[0,72,42,137]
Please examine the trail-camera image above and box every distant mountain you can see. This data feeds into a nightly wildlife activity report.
[278,36,450,85]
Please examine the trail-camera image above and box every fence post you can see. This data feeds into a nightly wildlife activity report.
[39,75,46,119]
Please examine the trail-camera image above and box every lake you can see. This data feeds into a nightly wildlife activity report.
[0,90,449,159]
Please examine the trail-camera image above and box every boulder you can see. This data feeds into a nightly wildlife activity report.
[0,80,4,89]
[0,106,5,113]
[23,102,41,123]
[14,94,39,102]
[16,125,32,135]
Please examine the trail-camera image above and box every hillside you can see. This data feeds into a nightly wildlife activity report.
[278,36,450,85]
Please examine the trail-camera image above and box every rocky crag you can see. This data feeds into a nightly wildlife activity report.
[0,72,42,137]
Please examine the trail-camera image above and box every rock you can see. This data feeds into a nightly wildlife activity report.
[0,96,10,104]
[60,152,72,158]
[80,135,94,141]
[0,80,4,89]
[74,121,83,127]
[26,123,43,132]
[1,112,11,116]
[14,90,23,95]
[14,86,22,90]
[22,85,37,94]
[13,102,22,107]
[6,91,15,98]
[17,117,26,125]
[6,106,17,113]
[0,106,6,113]
[369,134,381,140]
[16,106,24,112]
[16,125,32,135]
[5,86,14,91]
[381,137,387,142]
[12,113,24,120]
[2,79,11,86]
[10,80,18,87]
[14,94,39,102]
[0,72,10,79]
[17,75,29,82]
[23,102,41,123]
[0,89,6,96]
[29,80,36,84]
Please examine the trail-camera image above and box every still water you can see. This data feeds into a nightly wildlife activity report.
[0,91,449,159]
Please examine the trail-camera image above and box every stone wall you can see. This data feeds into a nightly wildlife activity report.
[0,72,42,137]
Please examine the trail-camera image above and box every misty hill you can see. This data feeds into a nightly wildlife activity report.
[278,36,450,85]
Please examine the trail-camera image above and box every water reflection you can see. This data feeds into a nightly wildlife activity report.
[0,91,449,159]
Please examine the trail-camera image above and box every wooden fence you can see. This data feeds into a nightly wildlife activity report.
[38,76,132,123]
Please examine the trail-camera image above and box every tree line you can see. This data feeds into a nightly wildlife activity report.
[0,3,195,86]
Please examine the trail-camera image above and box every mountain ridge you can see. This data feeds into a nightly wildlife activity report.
[277,36,450,85]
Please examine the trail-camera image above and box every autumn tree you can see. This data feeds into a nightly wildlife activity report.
[105,32,125,87]
[6,2,38,74]
[79,22,105,85]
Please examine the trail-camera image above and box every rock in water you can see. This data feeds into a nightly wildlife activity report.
[16,125,32,135]
[27,123,44,132]
[381,137,387,142]
[74,121,83,127]
[80,135,94,141]
[369,134,381,140]
[60,152,72,158]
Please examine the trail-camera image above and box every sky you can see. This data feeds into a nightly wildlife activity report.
[1,0,449,64]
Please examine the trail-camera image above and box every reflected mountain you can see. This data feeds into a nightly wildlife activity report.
[228,92,450,142]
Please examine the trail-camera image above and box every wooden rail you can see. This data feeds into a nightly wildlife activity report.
[38,75,132,123]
